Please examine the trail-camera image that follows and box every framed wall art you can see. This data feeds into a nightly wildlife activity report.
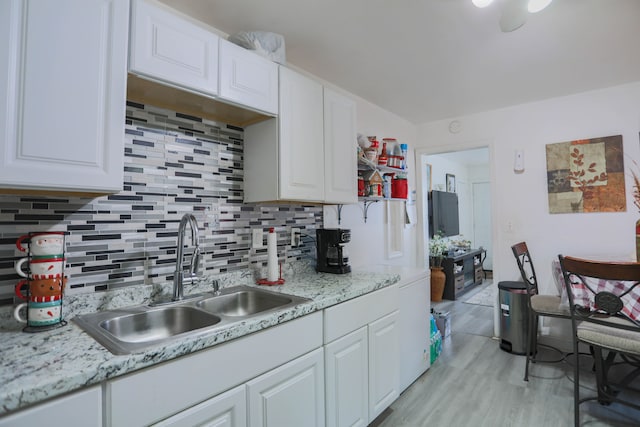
[545,134,626,214]
[446,173,456,193]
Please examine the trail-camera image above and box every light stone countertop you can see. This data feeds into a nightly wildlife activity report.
[0,262,421,416]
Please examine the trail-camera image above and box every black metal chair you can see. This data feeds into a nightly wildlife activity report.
[558,255,640,427]
[511,242,570,381]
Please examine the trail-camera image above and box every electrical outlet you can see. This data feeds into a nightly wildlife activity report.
[291,228,301,246]
[205,205,219,230]
[252,229,263,248]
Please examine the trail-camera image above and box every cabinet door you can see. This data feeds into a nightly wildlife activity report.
[325,327,368,427]
[130,0,218,97]
[278,67,324,202]
[0,386,101,427]
[247,348,325,427]
[0,0,127,192]
[323,88,357,204]
[153,385,246,427]
[109,312,323,426]
[368,311,400,421]
[399,278,430,392]
[219,39,278,115]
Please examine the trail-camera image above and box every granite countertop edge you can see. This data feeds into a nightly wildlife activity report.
[0,264,425,415]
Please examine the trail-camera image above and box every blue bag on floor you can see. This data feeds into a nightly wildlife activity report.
[430,314,442,364]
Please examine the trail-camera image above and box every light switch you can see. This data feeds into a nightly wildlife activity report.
[514,149,524,173]
[252,229,263,248]
[291,228,300,246]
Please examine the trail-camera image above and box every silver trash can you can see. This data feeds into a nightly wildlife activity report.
[498,281,535,355]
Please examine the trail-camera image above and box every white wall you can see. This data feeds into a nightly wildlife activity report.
[416,81,640,345]
[323,96,419,268]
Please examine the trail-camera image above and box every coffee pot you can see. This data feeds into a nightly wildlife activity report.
[316,228,351,274]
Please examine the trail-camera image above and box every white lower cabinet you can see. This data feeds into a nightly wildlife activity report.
[0,386,102,427]
[323,285,400,426]
[153,384,246,427]
[368,311,400,421]
[247,348,325,427]
[108,312,322,427]
[324,327,368,427]
[2,288,403,426]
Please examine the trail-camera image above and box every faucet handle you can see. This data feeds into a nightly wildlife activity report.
[190,246,201,276]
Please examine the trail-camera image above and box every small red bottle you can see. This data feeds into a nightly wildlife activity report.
[378,141,388,166]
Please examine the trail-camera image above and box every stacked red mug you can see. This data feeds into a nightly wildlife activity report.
[14,232,67,329]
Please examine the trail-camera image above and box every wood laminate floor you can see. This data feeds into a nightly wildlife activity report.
[372,283,640,427]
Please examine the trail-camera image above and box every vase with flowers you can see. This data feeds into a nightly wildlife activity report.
[429,232,449,302]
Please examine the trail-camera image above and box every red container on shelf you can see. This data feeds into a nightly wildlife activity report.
[357,175,366,197]
[391,178,408,199]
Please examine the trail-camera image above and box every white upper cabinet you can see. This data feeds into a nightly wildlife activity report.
[219,38,278,115]
[129,0,219,97]
[0,0,128,193]
[244,68,358,204]
[323,88,357,204]
[278,67,325,202]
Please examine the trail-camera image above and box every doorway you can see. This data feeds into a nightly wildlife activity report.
[415,145,498,337]
[417,147,492,269]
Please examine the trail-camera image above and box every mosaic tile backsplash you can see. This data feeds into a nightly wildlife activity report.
[0,102,323,305]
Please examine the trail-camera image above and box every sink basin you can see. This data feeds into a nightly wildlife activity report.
[74,305,221,355]
[100,306,221,343]
[74,285,310,355]
[197,289,293,316]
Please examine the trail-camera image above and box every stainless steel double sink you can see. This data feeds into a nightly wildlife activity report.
[73,285,310,355]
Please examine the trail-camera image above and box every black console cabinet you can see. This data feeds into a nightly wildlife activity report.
[441,248,485,300]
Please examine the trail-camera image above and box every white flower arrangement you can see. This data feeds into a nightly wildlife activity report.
[429,232,449,268]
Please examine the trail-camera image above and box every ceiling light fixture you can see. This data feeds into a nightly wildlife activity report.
[527,0,552,13]
[472,0,553,32]
[472,0,494,7]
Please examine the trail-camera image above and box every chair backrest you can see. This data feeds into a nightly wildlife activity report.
[558,255,640,329]
[511,242,538,295]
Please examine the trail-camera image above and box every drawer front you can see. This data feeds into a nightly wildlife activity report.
[475,268,484,283]
[324,284,399,344]
[454,275,465,292]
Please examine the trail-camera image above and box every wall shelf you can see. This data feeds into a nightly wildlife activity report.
[357,158,407,175]
[355,148,408,223]
[357,197,406,223]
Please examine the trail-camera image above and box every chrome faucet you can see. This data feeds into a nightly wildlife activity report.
[173,213,201,301]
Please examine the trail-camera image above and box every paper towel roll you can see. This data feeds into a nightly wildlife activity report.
[267,228,278,282]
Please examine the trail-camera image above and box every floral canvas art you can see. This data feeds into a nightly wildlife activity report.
[546,135,626,214]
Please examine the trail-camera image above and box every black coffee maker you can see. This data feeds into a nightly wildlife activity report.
[316,228,351,274]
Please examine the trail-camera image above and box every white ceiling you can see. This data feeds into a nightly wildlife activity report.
[159,0,640,125]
